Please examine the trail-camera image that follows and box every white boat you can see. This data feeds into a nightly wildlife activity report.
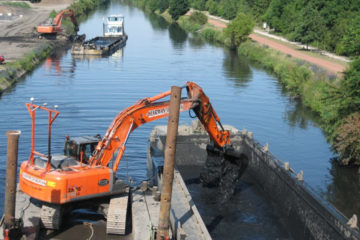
[103,15,126,37]
[72,14,128,55]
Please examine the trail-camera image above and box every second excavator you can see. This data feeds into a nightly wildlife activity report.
[37,9,79,36]
[19,82,246,234]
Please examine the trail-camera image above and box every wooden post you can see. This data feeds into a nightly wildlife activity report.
[157,86,181,240]
[4,130,21,228]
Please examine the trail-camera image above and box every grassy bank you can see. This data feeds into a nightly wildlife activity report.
[0,44,52,92]
[0,0,108,94]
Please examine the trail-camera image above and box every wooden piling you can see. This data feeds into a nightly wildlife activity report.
[157,86,181,240]
[4,130,21,228]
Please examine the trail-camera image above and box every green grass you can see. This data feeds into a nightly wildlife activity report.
[0,44,52,92]
[1,2,31,9]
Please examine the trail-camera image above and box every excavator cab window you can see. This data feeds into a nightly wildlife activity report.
[80,143,96,162]
[64,135,101,162]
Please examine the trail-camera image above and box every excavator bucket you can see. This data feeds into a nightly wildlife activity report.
[200,144,249,203]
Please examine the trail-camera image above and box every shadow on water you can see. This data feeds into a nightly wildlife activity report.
[325,160,360,218]
[168,23,187,49]
[223,50,252,88]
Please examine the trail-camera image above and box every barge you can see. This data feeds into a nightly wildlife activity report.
[71,15,128,56]
[149,121,360,240]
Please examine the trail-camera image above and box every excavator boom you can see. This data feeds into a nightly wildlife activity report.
[37,9,79,34]
[90,81,230,171]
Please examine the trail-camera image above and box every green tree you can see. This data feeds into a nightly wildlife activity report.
[147,0,159,12]
[190,0,207,10]
[158,0,169,13]
[224,13,254,49]
[205,0,219,15]
[337,57,360,117]
[169,0,189,20]
[247,0,270,19]
[262,0,285,31]
[340,15,360,56]
[294,3,326,49]
[218,0,238,20]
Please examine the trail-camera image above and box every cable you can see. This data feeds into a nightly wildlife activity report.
[142,190,154,238]
[84,222,94,240]
[19,197,31,222]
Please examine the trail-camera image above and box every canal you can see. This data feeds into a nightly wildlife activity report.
[0,0,358,237]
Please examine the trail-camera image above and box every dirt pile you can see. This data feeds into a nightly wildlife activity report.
[200,145,249,204]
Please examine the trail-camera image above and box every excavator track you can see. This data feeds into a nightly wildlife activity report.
[106,188,130,235]
[40,203,63,230]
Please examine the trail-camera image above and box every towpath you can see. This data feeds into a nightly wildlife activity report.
[198,11,348,75]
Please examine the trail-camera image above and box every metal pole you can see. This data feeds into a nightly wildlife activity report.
[157,86,181,240]
[4,130,21,228]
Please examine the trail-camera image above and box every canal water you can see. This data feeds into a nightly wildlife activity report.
[0,0,358,237]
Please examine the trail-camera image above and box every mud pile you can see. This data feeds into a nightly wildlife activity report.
[200,144,249,203]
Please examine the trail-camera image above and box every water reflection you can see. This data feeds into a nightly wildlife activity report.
[188,34,206,49]
[146,12,169,31]
[284,98,321,129]
[45,49,76,77]
[223,50,252,88]
[326,161,360,218]
[168,23,187,49]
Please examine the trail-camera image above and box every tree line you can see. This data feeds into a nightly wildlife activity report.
[188,0,360,57]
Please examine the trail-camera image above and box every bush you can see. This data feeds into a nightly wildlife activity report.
[200,28,225,44]
[49,10,57,18]
[189,11,207,25]
[335,113,360,165]
[224,13,254,49]
[169,0,189,20]
[178,17,201,32]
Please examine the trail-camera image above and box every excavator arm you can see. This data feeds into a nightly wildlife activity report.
[89,82,230,172]
[37,9,79,34]
[53,9,79,32]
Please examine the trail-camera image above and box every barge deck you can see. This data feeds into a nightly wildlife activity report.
[71,36,127,56]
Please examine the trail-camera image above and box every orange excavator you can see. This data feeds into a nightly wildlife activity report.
[37,9,79,35]
[19,82,236,234]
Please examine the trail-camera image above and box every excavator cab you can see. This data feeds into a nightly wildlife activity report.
[64,135,102,162]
